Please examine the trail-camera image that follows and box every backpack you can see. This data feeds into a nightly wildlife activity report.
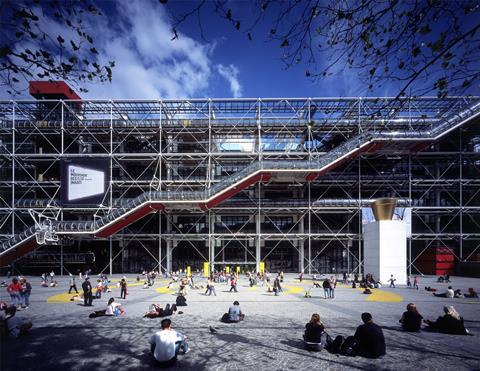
[326,335,344,354]
[340,336,358,356]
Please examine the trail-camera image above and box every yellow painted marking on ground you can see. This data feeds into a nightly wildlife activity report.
[156,286,174,294]
[283,285,305,294]
[248,286,259,291]
[354,288,403,303]
[47,292,79,303]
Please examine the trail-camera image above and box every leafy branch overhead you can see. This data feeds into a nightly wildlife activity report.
[0,0,115,95]
[164,0,480,99]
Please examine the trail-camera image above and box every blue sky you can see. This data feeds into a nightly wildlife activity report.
[7,0,474,100]
[73,0,382,99]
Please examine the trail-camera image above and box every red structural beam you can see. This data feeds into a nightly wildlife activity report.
[199,172,271,211]
[29,81,82,100]
[95,204,164,238]
[410,142,432,153]
[0,237,38,267]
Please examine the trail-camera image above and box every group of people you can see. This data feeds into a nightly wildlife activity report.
[303,303,471,358]
[6,277,32,310]
[430,286,478,299]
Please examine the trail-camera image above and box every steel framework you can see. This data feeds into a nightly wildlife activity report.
[0,97,479,275]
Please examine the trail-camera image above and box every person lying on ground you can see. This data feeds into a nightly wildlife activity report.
[433,286,454,298]
[425,286,437,292]
[399,303,423,332]
[424,306,470,335]
[144,303,177,318]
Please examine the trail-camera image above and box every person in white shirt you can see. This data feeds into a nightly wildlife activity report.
[149,319,189,367]
[105,297,124,316]
[221,301,245,323]
[434,286,455,298]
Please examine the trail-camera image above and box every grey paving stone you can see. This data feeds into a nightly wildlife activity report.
[0,274,479,370]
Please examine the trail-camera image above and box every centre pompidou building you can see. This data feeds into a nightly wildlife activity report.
[0,82,479,276]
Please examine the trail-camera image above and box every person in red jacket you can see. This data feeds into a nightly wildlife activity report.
[7,278,22,308]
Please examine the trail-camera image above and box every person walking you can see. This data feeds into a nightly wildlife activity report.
[20,278,32,309]
[322,278,331,299]
[120,278,128,299]
[330,276,336,299]
[388,275,396,288]
[413,276,419,290]
[68,274,79,294]
[273,276,282,296]
[50,270,55,283]
[82,277,93,306]
[229,276,238,293]
[7,278,22,308]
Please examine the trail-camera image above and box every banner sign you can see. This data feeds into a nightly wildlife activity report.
[61,159,109,206]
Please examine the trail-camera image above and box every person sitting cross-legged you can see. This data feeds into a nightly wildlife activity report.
[399,303,423,332]
[354,312,386,358]
[149,318,189,367]
[303,313,325,351]
[221,301,245,323]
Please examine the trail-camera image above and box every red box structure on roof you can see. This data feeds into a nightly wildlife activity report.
[29,81,82,100]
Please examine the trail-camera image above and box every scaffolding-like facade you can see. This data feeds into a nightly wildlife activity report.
[0,97,479,275]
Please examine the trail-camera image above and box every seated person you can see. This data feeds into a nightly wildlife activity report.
[221,301,245,323]
[303,313,324,350]
[363,288,372,294]
[149,318,189,367]
[354,312,386,358]
[312,281,321,288]
[433,286,454,298]
[176,293,187,306]
[464,288,478,298]
[105,298,124,316]
[399,303,423,331]
[424,306,469,335]
[4,306,32,338]
[351,281,357,289]
[453,289,463,298]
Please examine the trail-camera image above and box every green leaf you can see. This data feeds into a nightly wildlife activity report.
[235,21,240,30]
[226,9,232,20]
[57,35,65,43]
[280,39,289,47]
[412,47,421,57]
[90,47,98,54]
[369,67,376,76]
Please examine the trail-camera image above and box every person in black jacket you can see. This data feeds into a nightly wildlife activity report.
[399,303,423,331]
[354,313,386,358]
[424,306,469,335]
[303,313,324,351]
[82,277,93,306]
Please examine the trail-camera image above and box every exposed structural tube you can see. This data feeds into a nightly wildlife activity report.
[313,198,410,207]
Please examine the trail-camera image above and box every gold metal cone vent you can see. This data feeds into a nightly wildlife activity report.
[371,198,397,221]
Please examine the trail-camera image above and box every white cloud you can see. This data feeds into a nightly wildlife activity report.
[1,0,245,100]
[81,0,214,99]
[216,64,242,98]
